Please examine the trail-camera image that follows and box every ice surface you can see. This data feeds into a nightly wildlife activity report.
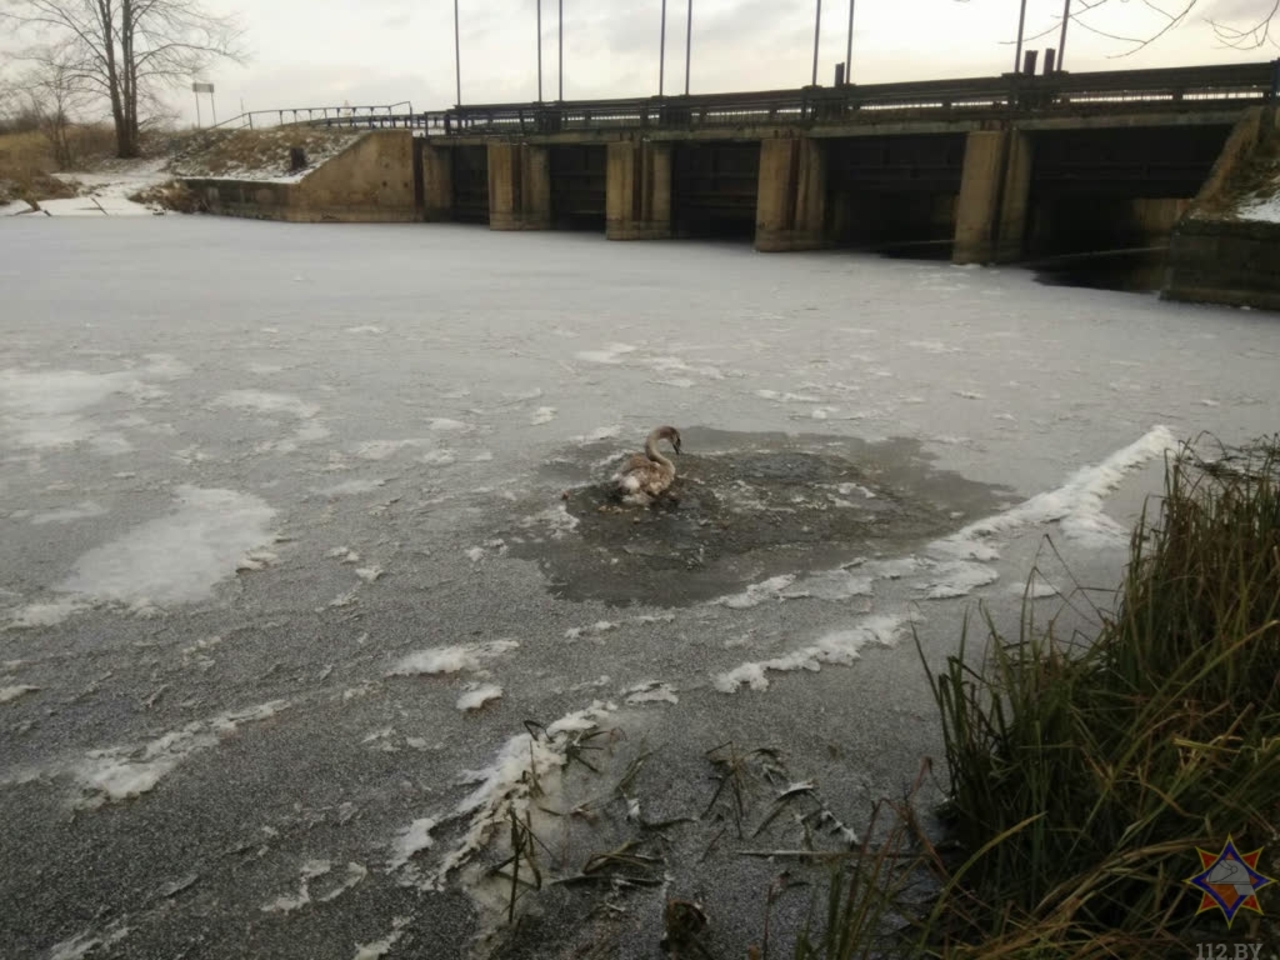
[575,343,637,364]
[572,425,622,443]
[314,478,389,496]
[419,449,457,465]
[712,574,798,609]
[783,568,875,602]
[47,923,130,959]
[919,561,1000,600]
[260,859,333,913]
[1009,578,1060,599]
[352,916,410,960]
[6,218,1280,960]
[624,681,679,705]
[0,365,172,451]
[5,598,87,630]
[354,439,430,460]
[30,501,107,525]
[427,418,469,432]
[213,389,329,454]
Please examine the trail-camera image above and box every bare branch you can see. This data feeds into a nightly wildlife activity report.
[973,0,1280,60]
[1207,0,1280,49]
[1,0,249,157]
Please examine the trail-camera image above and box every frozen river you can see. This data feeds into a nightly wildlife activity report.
[1,217,1277,959]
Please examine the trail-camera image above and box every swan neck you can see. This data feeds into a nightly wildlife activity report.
[644,432,674,472]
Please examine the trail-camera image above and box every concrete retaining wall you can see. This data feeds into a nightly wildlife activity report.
[1162,106,1280,311]
[183,131,418,223]
[1163,217,1280,311]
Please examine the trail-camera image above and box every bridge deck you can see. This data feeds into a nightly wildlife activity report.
[273,60,1278,140]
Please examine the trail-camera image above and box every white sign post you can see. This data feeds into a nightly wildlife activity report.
[192,81,216,127]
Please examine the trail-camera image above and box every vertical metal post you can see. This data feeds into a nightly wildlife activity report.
[684,0,692,95]
[660,0,667,95]
[453,0,462,105]
[1014,0,1028,74]
[812,0,822,87]
[537,0,543,100]
[1057,0,1070,71]
[845,0,854,85]
[194,92,201,128]
[210,93,217,126]
[558,0,564,100]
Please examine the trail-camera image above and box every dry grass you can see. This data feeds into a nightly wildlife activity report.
[795,434,1280,959]
[1194,132,1280,221]
[127,179,206,214]
[0,124,119,204]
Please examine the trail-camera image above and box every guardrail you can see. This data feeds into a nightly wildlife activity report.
[209,101,417,131]
[416,60,1279,137]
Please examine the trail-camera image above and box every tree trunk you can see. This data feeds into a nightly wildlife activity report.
[119,0,138,157]
[94,0,131,158]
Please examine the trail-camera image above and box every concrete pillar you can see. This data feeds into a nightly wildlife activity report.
[421,143,453,222]
[605,140,672,240]
[997,130,1033,263]
[1130,198,1191,244]
[952,129,1033,265]
[755,137,827,252]
[487,143,551,230]
[953,131,1004,265]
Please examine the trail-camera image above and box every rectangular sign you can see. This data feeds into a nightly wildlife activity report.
[192,82,215,93]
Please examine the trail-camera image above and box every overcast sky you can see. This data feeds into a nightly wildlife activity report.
[10,0,1280,124]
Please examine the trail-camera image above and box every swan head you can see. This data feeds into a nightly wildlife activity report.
[655,425,682,455]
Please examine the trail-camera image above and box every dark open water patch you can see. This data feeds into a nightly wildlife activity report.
[869,241,1169,295]
[1030,247,1169,293]
[497,428,1020,608]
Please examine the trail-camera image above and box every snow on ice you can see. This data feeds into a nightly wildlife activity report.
[387,640,520,677]
[48,486,276,612]
[11,700,294,809]
[388,817,438,871]
[712,615,911,693]
[456,683,504,712]
[0,684,40,703]
[929,424,1179,561]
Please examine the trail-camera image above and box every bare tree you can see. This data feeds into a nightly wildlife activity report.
[1,0,248,158]
[17,45,94,168]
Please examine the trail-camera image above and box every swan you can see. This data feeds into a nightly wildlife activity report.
[609,425,682,505]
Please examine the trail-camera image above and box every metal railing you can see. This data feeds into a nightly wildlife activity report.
[213,61,1279,141]
[419,60,1279,137]
[208,101,417,131]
